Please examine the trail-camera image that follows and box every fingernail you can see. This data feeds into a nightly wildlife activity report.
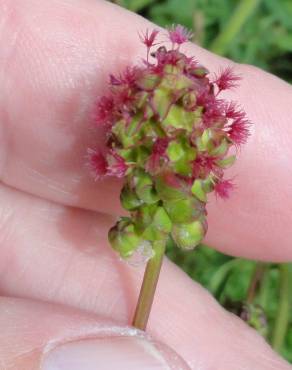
[42,336,176,370]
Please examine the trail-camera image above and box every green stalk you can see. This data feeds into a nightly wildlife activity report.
[209,0,261,55]
[246,262,266,304]
[132,240,166,330]
[272,264,291,352]
[258,264,270,308]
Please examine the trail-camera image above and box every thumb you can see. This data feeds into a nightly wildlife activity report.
[1,297,189,370]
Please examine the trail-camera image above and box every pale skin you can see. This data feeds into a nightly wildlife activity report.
[0,0,292,369]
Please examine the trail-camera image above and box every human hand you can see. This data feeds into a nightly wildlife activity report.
[0,0,291,369]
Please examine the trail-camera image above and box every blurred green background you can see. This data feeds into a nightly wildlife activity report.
[112,0,292,362]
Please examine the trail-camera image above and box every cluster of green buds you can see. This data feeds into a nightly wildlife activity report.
[89,26,250,260]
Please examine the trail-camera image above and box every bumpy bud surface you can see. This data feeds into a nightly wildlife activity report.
[90,26,250,259]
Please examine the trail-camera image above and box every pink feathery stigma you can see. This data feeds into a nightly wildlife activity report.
[87,149,108,180]
[214,179,234,199]
[214,67,241,93]
[167,25,193,45]
[146,137,169,173]
[139,29,159,48]
[95,96,114,127]
[228,118,250,145]
[139,29,159,62]
[224,101,246,120]
[110,67,140,88]
[107,151,128,178]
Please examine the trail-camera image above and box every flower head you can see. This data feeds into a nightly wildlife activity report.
[90,26,251,257]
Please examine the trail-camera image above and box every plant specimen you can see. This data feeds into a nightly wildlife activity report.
[89,25,250,330]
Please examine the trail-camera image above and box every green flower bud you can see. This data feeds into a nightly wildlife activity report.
[108,218,141,258]
[152,87,172,119]
[135,171,159,204]
[167,141,185,162]
[163,104,201,132]
[164,197,204,223]
[155,174,186,201]
[171,219,206,250]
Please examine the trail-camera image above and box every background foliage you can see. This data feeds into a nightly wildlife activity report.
[112,0,292,361]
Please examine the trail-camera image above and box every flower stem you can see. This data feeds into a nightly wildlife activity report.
[209,0,261,55]
[132,240,166,330]
[272,263,291,352]
[258,264,270,308]
[246,262,266,304]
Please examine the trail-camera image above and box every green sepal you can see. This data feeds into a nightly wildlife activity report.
[173,159,192,176]
[162,67,193,91]
[135,91,148,109]
[188,66,209,78]
[202,175,214,193]
[164,198,204,224]
[142,225,161,242]
[210,138,229,157]
[137,73,161,91]
[120,184,142,210]
[191,179,207,202]
[182,91,197,110]
[166,136,196,176]
[112,119,139,148]
[135,204,159,232]
[155,174,186,201]
[200,129,214,152]
[163,104,201,132]
[216,155,236,168]
[153,206,172,233]
[126,112,144,136]
[167,141,185,162]
[152,87,172,119]
[135,171,159,204]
